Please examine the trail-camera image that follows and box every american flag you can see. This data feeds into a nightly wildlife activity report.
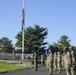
[22,8,24,30]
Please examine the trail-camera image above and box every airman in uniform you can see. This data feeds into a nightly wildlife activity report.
[57,52,61,73]
[41,54,44,66]
[53,52,57,71]
[45,49,50,71]
[63,46,71,75]
[69,46,76,75]
[61,51,65,70]
[33,51,38,71]
[47,49,53,75]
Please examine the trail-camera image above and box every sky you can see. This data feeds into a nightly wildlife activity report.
[0,0,76,47]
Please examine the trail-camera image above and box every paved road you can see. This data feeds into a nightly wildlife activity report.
[0,66,66,75]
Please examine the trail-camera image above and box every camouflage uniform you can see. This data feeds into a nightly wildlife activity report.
[61,54,65,69]
[69,46,76,75]
[63,47,71,75]
[45,49,50,71]
[53,52,57,71]
[46,56,49,71]
[62,46,68,70]
[41,54,44,66]
[57,52,61,73]
[33,51,38,71]
[47,50,53,75]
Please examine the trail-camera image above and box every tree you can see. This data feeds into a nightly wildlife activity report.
[0,37,14,53]
[15,25,48,54]
[57,35,71,49]
[48,45,59,54]
[39,47,45,55]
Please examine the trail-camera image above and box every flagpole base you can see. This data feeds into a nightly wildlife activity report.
[22,53,24,60]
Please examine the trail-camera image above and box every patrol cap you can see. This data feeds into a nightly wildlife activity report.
[49,48,52,51]
[48,48,52,53]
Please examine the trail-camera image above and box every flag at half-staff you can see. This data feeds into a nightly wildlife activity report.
[21,8,25,30]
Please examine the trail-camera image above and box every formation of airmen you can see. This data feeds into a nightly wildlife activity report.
[45,46,76,75]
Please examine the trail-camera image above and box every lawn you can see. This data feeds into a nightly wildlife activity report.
[0,61,29,73]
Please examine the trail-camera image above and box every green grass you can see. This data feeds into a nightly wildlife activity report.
[0,61,29,73]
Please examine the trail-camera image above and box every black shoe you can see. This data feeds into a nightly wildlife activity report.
[33,69,37,71]
[47,69,49,71]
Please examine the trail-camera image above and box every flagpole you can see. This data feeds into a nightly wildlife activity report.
[22,0,25,60]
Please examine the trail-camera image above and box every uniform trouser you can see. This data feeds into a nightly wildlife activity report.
[46,60,49,70]
[34,59,38,71]
[48,61,53,75]
[65,67,71,75]
[41,60,44,66]
[62,60,65,69]
[71,65,75,75]
[57,61,61,72]
[46,57,50,70]
[54,61,57,71]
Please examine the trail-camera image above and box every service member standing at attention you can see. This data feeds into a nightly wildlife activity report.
[33,51,38,71]
[45,49,50,71]
[69,46,76,75]
[41,54,44,66]
[63,46,71,75]
[61,49,65,70]
[53,52,57,72]
[47,49,53,75]
[57,52,61,73]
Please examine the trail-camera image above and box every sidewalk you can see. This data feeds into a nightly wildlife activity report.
[0,66,66,75]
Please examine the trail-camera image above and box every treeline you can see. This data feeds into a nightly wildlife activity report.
[0,24,76,54]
